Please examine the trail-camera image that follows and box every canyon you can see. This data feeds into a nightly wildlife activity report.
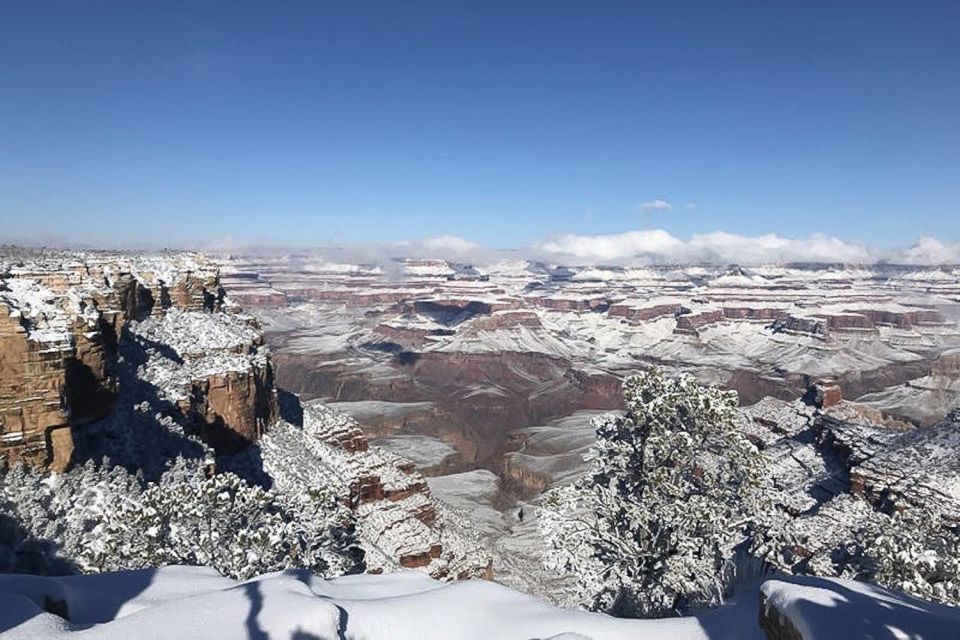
[214,252,960,590]
[0,249,489,581]
[217,256,960,450]
[4,248,960,604]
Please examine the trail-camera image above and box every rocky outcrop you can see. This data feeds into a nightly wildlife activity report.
[722,306,788,322]
[848,415,960,519]
[769,315,829,338]
[809,379,842,408]
[524,295,610,312]
[0,251,275,469]
[186,366,277,453]
[932,349,960,378]
[757,576,960,640]
[500,453,552,495]
[758,586,804,640]
[0,297,74,470]
[745,397,960,572]
[259,402,492,580]
[127,306,279,456]
[0,266,124,470]
[608,301,685,322]
[674,309,725,335]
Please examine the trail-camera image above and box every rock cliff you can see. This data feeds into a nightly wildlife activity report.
[0,250,271,470]
[257,401,492,580]
[0,248,490,581]
[743,398,960,573]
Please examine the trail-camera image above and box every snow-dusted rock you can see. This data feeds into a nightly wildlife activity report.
[0,249,277,468]
[759,576,960,640]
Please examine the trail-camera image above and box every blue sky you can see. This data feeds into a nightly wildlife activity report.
[0,1,957,257]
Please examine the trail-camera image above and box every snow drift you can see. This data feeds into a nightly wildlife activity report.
[2,566,960,640]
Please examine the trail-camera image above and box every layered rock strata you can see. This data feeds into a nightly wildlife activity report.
[0,251,266,469]
[1,248,490,582]
[259,402,492,580]
[742,398,960,572]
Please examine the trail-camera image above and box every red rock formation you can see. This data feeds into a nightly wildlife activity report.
[674,309,725,335]
[525,296,610,312]
[0,308,73,470]
[843,308,945,330]
[0,252,275,469]
[721,306,788,322]
[811,379,843,409]
[184,364,278,454]
[0,271,135,470]
[818,313,875,331]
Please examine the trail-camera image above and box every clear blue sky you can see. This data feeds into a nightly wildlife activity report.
[0,1,957,250]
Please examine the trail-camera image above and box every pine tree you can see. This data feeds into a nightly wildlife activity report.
[1,456,361,580]
[539,368,764,617]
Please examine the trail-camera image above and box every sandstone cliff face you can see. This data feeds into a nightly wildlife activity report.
[0,296,74,470]
[1,249,490,584]
[0,251,274,470]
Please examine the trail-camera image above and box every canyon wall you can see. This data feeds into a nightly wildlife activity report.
[0,252,275,470]
[0,249,490,581]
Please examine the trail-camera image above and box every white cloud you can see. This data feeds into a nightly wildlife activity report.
[536,229,876,264]
[640,199,673,211]
[685,203,698,211]
[538,229,685,261]
[189,229,960,267]
[900,237,960,265]
[421,235,479,253]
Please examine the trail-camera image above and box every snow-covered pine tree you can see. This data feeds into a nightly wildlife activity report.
[0,456,362,580]
[539,368,764,617]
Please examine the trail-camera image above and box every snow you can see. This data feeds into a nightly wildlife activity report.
[329,400,436,422]
[132,309,262,358]
[0,567,341,640]
[427,470,506,537]
[4,567,956,640]
[505,410,610,487]
[760,577,960,640]
[0,278,73,345]
[0,566,708,640]
[373,434,458,469]
[125,308,271,403]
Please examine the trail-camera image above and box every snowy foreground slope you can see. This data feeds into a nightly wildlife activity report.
[2,567,959,640]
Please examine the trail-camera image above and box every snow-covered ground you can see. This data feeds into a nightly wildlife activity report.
[427,470,506,538]
[372,434,458,469]
[3,566,958,640]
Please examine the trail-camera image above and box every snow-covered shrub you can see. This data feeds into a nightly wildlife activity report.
[753,480,960,607]
[852,510,960,606]
[0,457,361,580]
[539,368,764,617]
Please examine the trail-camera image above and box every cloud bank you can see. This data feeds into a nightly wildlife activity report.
[534,230,959,265]
[420,235,479,253]
[6,228,957,267]
[393,231,960,266]
[900,237,960,265]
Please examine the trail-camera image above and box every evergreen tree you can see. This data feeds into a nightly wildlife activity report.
[539,368,764,616]
[0,456,361,580]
